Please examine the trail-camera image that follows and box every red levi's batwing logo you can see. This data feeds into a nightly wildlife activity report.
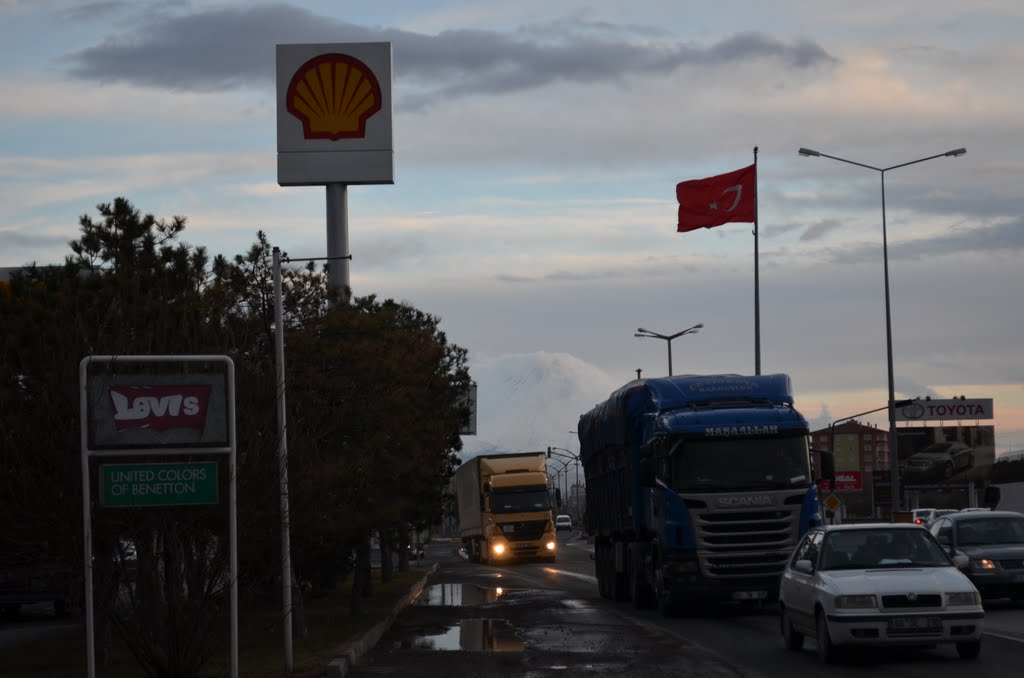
[108,386,211,432]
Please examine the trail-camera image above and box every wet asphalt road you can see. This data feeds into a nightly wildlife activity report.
[349,532,1024,678]
[347,534,752,678]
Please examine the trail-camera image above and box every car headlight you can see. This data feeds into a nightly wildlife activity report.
[971,558,996,571]
[947,591,982,606]
[835,594,877,609]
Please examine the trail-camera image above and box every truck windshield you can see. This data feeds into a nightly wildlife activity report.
[490,487,551,513]
[670,436,810,492]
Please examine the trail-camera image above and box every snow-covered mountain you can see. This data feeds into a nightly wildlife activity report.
[460,351,620,460]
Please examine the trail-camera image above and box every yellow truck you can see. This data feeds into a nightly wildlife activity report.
[455,452,558,564]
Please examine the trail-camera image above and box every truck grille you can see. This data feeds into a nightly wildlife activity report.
[692,507,799,580]
[498,520,548,542]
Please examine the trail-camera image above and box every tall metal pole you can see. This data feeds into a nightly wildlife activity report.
[753,146,761,375]
[272,248,294,672]
[797,146,965,514]
[666,339,673,377]
[325,184,350,298]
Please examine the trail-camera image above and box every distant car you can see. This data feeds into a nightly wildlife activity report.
[554,515,573,531]
[779,523,984,663]
[929,511,1024,601]
[959,507,992,513]
[912,508,957,527]
[904,442,974,483]
[406,543,426,560]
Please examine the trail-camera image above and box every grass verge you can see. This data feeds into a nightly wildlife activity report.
[0,566,430,678]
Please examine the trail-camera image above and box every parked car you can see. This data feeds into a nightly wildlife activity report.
[903,442,974,484]
[779,523,984,663]
[554,515,573,531]
[929,511,1024,601]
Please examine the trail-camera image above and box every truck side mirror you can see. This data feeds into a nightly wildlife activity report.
[813,449,836,490]
[555,488,562,508]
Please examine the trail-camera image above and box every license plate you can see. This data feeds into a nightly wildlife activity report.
[733,590,768,601]
[889,615,941,630]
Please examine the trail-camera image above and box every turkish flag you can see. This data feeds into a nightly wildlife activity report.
[676,164,756,232]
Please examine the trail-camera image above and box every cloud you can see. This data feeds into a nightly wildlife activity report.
[60,4,836,111]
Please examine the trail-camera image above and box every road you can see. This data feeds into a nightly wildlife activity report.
[349,531,1024,677]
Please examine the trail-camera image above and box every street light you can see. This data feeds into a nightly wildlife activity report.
[547,447,581,520]
[634,323,703,376]
[799,146,965,512]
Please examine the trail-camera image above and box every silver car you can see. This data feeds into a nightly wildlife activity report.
[779,523,984,663]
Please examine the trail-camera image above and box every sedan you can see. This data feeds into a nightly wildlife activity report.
[903,442,974,483]
[779,523,984,663]
[930,511,1024,601]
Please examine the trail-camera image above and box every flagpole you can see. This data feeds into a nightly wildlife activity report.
[753,146,761,375]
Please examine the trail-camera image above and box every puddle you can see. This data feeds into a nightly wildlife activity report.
[402,618,524,652]
[415,583,505,607]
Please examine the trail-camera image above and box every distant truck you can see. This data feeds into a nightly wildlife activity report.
[455,452,558,564]
[578,374,829,613]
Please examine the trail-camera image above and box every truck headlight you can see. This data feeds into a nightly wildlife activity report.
[835,595,876,609]
[492,542,506,556]
[545,541,556,551]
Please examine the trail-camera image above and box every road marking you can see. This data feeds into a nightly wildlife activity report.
[985,630,1024,644]
[541,567,597,583]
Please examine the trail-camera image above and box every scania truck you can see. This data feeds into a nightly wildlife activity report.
[455,452,558,564]
[578,374,830,613]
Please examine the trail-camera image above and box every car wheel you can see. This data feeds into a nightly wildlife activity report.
[956,640,981,659]
[816,610,839,663]
[781,606,804,651]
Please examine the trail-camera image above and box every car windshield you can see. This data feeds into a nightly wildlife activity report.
[819,528,951,570]
[670,435,811,492]
[490,487,551,513]
[956,517,1024,545]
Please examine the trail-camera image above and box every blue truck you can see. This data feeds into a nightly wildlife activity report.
[578,373,830,613]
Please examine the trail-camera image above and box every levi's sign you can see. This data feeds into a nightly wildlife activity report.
[100,462,218,507]
[86,373,228,449]
[110,385,210,431]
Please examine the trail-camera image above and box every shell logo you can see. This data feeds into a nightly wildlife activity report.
[285,53,382,141]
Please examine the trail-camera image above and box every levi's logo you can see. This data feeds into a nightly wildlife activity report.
[109,386,210,432]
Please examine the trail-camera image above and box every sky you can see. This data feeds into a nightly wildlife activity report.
[2,0,1023,460]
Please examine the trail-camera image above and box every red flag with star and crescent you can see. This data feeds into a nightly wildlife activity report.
[676,164,756,232]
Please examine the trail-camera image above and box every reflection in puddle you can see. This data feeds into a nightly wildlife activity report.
[415,583,505,607]
[405,619,524,652]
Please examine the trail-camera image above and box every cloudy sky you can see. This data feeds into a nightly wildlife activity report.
[2,1,1022,458]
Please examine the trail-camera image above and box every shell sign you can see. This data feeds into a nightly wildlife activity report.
[276,42,393,186]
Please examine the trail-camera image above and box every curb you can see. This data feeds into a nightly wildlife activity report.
[326,563,439,678]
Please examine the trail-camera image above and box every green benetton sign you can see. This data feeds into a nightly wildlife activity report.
[100,462,218,507]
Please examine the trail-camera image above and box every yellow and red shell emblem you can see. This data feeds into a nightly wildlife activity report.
[286,53,382,141]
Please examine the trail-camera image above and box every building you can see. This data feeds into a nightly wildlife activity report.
[810,419,891,519]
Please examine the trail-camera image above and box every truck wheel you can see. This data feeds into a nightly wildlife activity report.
[630,547,653,610]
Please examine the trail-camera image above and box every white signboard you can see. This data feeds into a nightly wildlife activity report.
[276,42,393,185]
[895,398,994,422]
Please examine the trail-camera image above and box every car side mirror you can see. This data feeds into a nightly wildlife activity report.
[952,554,969,571]
[794,559,814,574]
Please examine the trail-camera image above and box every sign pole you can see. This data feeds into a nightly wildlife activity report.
[273,248,294,672]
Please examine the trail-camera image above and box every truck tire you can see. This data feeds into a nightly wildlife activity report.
[630,545,654,609]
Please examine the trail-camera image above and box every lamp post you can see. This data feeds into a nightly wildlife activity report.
[798,146,965,512]
[547,446,581,520]
[634,323,702,376]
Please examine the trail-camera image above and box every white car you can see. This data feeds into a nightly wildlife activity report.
[779,523,984,663]
[554,514,573,531]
